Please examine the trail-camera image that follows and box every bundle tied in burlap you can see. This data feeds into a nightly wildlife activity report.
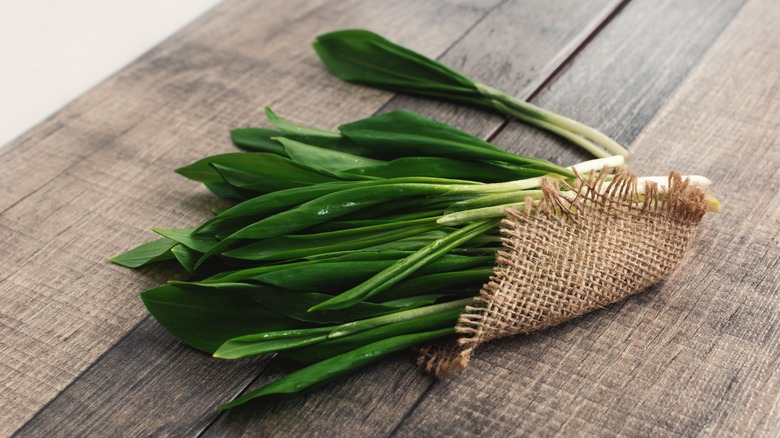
[418,169,711,377]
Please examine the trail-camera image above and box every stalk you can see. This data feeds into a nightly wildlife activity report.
[446,155,624,197]
[327,297,473,339]
[491,100,611,158]
[476,83,630,158]
[439,174,717,225]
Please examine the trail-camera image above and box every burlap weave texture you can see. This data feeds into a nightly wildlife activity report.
[419,170,711,377]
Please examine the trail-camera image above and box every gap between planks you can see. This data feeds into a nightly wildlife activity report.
[10,315,152,437]
[484,0,631,142]
[197,0,633,434]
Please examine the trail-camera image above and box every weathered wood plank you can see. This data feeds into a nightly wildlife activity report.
[489,0,751,164]
[15,0,625,435]
[391,0,780,436]
[0,0,505,434]
[13,317,274,437]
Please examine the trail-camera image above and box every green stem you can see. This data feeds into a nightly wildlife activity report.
[447,155,624,197]
[491,100,610,158]
[445,190,543,213]
[328,297,473,339]
[438,202,528,225]
[476,83,630,158]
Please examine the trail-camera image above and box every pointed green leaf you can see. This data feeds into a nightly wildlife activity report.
[141,284,300,353]
[110,237,177,268]
[313,30,481,101]
[231,128,286,154]
[339,111,572,176]
[264,107,372,156]
[278,137,384,172]
[237,287,400,324]
[221,218,441,261]
[176,152,346,189]
[152,228,219,253]
[265,107,341,142]
[182,282,403,325]
[215,332,329,359]
[310,220,497,311]
[346,156,549,181]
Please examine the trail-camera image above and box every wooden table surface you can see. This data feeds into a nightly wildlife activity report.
[2,0,778,436]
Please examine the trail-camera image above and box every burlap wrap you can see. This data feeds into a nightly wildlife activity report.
[418,169,711,377]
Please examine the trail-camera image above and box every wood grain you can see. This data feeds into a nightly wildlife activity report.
[9,0,626,436]
[392,0,780,436]
[12,316,274,437]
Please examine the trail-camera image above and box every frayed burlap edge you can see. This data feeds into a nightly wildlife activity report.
[418,169,710,378]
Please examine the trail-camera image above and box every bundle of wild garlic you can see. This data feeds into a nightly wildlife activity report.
[113,30,717,409]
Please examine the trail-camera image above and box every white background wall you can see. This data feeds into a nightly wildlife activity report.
[0,0,223,149]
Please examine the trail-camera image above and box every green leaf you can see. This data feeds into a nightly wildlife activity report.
[201,250,408,283]
[282,307,461,364]
[195,176,468,237]
[221,217,442,261]
[248,260,400,292]
[216,327,454,409]
[340,111,571,176]
[170,244,202,275]
[265,107,371,156]
[231,128,286,155]
[371,267,493,301]
[215,182,462,245]
[181,282,402,325]
[346,156,549,182]
[340,110,500,155]
[237,287,400,324]
[310,220,497,311]
[110,237,177,268]
[152,228,219,253]
[193,183,465,267]
[195,180,368,237]
[204,181,246,200]
[175,152,343,190]
[215,331,330,360]
[266,107,341,142]
[141,284,301,353]
[278,137,385,172]
[313,30,481,102]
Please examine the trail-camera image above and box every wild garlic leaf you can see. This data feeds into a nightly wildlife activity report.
[110,237,177,268]
[265,107,370,155]
[340,111,571,176]
[152,228,218,253]
[170,244,203,274]
[141,284,301,353]
[176,152,343,189]
[278,137,385,172]
[221,218,441,261]
[313,30,481,102]
[230,127,286,155]
[346,156,548,182]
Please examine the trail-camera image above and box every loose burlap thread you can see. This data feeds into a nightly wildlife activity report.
[418,169,711,377]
